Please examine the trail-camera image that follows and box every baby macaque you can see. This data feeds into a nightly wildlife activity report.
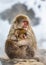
[5,14,37,59]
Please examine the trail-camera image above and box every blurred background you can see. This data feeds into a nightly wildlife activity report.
[0,0,46,58]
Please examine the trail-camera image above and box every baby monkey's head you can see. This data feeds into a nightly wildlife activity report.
[14,28,27,40]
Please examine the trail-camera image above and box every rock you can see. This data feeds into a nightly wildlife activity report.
[0,59,44,65]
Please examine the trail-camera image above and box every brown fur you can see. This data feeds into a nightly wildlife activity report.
[5,14,37,59]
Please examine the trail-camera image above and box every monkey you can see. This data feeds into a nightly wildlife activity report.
[5,14,37,59]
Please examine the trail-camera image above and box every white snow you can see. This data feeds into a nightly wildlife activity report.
[0,19,10,57]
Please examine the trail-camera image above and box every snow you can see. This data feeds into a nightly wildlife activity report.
[0,19,10,57]
[32,21,46,49]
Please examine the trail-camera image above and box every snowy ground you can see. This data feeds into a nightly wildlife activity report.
[0,0,46,62]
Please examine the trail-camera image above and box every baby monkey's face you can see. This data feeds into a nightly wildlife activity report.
[14,29,27,40]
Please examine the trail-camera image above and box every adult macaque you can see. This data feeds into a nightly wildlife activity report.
[5,14,37,59]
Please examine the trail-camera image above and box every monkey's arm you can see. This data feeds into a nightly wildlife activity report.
[5,39,19,59]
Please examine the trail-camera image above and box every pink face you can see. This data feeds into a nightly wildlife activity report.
[22,21,29,28]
